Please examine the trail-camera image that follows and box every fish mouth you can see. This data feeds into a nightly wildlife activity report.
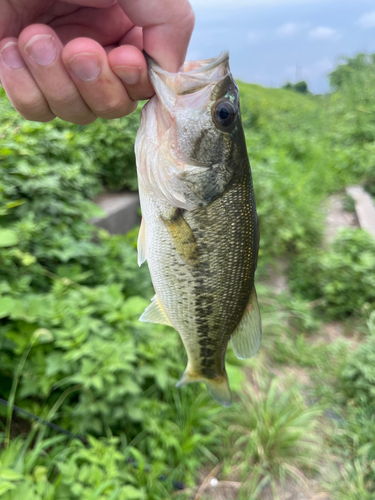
[145,51,231,98]
[145,50,229,76]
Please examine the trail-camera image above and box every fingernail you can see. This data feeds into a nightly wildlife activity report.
[0,42,24,69]
[113,65,141,85]
[25,34,56,66]
[67,53,101,81]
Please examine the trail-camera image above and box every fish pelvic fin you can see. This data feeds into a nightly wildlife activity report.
[176,365,232,407]
[139,294,172,326]
[161,209,199,266]
[137,217,146,267]
[230,286,262,360]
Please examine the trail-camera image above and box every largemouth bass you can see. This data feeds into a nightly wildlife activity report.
[135,51,261,406]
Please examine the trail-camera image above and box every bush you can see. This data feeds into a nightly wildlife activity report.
[282,81,309,94]
[290,229,375,319]
[339,336,375,406]
[0,88,139,195]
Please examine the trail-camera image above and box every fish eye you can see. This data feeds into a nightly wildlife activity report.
[213,99,236,130]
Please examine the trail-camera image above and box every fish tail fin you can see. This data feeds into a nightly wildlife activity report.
[205,375,232,407]
[176,364,232,407]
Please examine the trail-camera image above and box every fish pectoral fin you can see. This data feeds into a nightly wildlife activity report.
[139,295,172,326]
[161,208,198,265]
[230,287,262,360]
[176,365,232,407]
[137,217,147,267]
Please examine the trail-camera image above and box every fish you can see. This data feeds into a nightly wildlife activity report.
[135,51,261,406]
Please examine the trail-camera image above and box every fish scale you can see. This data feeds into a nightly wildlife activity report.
[136,51,261,406]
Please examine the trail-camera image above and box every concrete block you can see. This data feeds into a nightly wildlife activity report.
[346,186,375,238]
[92,191,140,235]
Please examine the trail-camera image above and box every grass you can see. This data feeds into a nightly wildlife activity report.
[229,377,322,480]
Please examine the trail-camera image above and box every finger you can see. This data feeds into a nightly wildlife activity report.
[18,24,96,125]
[63,38,137,119]
[50,3,132,47]
[118,0,195,72]
[63,0,117,6]
[108,44,154,101]
[119,26,143,51]
[0,37,55,122]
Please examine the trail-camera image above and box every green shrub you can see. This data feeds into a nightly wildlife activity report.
[290,229,375,319]
[339,336,375,405]
[282,81,309,94]
[81,111,141,191]
[0,88,139,194]
[0,433,158,500]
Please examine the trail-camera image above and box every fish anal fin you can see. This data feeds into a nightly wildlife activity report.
[176,364,232,407]
[230,287,262,360]
[161,209,198,265]
[137,217,147,267]
[139,294,172,326]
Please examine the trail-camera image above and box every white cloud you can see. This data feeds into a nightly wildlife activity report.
[358,10,375,29]
[276,22,307,37]
[308,26,340,41]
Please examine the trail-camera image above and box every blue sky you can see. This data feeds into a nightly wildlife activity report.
[187,0,375,93]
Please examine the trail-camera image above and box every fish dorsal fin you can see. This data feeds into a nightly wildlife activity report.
[137,217,147,267]
[139,295,172,327]
[161,208,198,266]
[230,288,262,360]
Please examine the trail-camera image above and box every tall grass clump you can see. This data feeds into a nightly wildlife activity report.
[228,377,322,495]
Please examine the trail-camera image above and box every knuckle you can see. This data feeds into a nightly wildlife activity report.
[97,98,137,119]
[20,110,55,122]
[13,90,50,118]
[49,91,80,108]
[70,115,97,126]
[48,93,97,125]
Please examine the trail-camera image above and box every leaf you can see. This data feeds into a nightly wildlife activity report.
[0,229,19,247]
[0,469,23,481]
[121,485,144,499]
[0,481,17,496]
[0,296,16,319]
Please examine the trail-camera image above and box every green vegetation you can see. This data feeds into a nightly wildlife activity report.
[1,52,375,498]
[282,80,309,94]
[290,228,375,319]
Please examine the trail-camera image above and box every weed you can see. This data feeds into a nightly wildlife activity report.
[229,378,322,493]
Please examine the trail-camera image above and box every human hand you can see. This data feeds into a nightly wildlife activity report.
[0,0,194,124]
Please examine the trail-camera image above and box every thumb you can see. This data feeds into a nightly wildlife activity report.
[117,0,195,73]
